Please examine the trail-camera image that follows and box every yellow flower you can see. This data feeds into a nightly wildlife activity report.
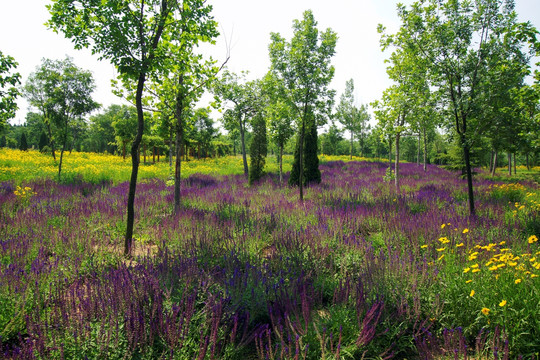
[456,242,464,247]
[472,269,480,273]
[420,244,428,249]
[471,264,479,268]
[481,307,490,315]
[470,290,475,297]
[489,265,498,271]
[438,254,445,261]
[499,241,506,246]
[463,267,471,273]
[528,235,538,244]
[499,300,507,307]
[515,279,522,284]
[531,274,538,278]
[439,237,450,244]
[441,224,446,229]
[462,228,469,234]
[465,280,472,284]
[436,247,446,252]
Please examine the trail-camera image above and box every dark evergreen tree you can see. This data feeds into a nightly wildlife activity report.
[249,113,267,185]
[0,135,6,148]
[19,132,28,151]
[289,119,321,186]
[304,120,321,184]
[38,131,48,151]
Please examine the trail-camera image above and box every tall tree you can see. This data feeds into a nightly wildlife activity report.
[336,79,370,159]
[0,52,21,129]
[48,0,182,256]
[269,10,337,200]
[24,57,99,179]
[19,132,28,151]
[382,0,534,215]
[249,112,268,185]
[262,72,294,185]
[214,71,261,178]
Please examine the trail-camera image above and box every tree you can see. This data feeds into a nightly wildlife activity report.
[336,79,370,159]
[145,0,221,214]
[48,0,189,256]
[320,123,343,155]
[249,112,267,185]
[269,10,337,200]
[383,0,534,215]
[214,71,261,178]
[0,52,21,128]
[24,57,99,179]
[262,72,294,184]
[38,131,48,151]
[87,105,120,154]
[19,132,28,151]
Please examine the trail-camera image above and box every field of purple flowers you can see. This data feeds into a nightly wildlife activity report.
[1,161,539,359]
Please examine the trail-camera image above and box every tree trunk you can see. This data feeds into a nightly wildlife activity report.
[239,114,249,178]
[169,138,173,169]
[508,153,512,176]
[423,127,427,171]
[350,131,353,160]
[123,142,126,160]
[124,72,146,257]
[526,153,529,171]
[417,132,421,166]
[279,144,284,185]
[58,141,66,181]
[153,146,156,164]
[395,132,400,190]
[463,143,476,216]
[489,150,494,174]
[491,152,497,177]
[513,153,516,175]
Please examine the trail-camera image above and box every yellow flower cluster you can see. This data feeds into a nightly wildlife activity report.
[463,238,540,282]
[14,185,37,199]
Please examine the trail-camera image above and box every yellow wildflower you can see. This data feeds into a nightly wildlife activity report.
[436,247,446,252]
[528,235,538,244]
[470,290,475,297]
[481,308,490,315]
[463,267,471,273]
[438,254,445,261]
[472,269,480,273]
[441,224,446,229]
[421,244,428,249]
[515,279,522,284]
[465,280,472,284]
[462,228,469,234]
[499,241,506,246]
[499,300,507,307]
[456,243,464,247]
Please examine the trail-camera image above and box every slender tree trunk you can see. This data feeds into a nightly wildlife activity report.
[350,132,353,160]
[395,133,400,190]
[239,114,249,178]
[174,75,185,215]
[58,141,66,181]
[489,150,494,174]
[508,153,512,176]
[526,153,529,170]
[388,136,392,167]
[124,72,146,257]
[491,152,497,177]
[463,143,476,216]
[153,146,156,164]
[122,142,126,160]
[513,153,516,175]
[279,144,284,185]
[423,127,427,171]
[417,132,421,166]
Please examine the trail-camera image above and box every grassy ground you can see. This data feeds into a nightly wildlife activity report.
[1,149,539,359]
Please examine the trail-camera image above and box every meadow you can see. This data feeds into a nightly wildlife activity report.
[1,149,539,359]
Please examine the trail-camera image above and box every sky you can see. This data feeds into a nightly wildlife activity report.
[1,0,540,126]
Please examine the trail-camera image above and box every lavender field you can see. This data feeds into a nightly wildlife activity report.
[1,161,539,359]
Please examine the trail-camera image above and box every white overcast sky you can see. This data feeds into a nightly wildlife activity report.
[1,0,540,126]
